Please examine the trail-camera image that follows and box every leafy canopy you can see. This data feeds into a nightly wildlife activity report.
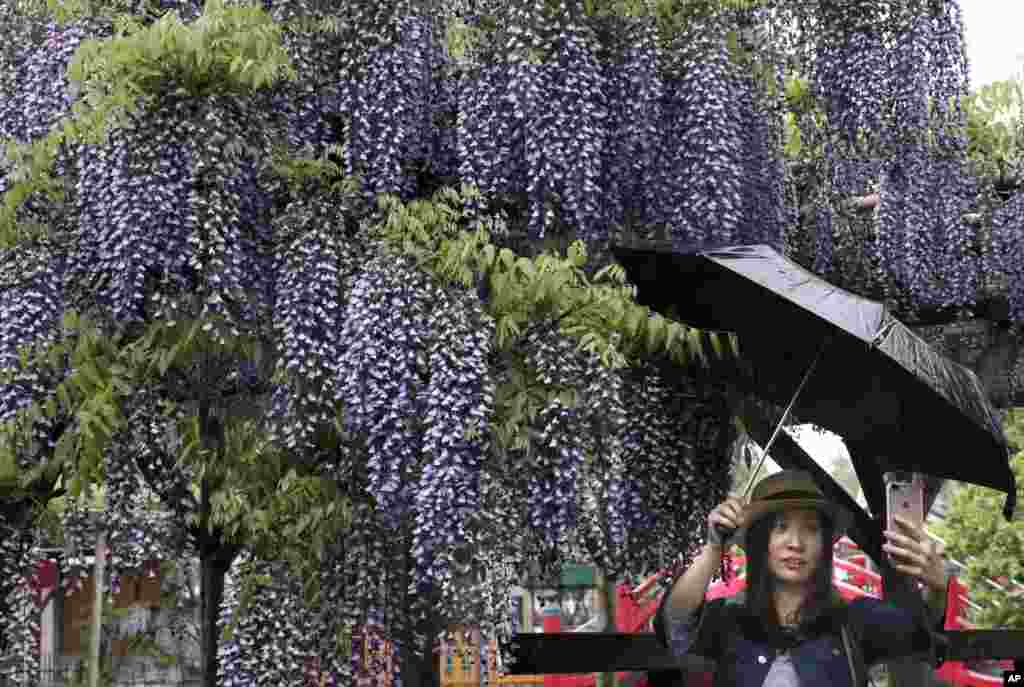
[934,408,1024,628]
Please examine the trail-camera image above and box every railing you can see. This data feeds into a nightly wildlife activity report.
[0,656,199,687]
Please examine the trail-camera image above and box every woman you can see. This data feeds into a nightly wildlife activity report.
[654,470,951,687]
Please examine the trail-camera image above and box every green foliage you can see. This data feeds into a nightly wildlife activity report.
[67,0,296,99]
[445,16,481,62]
[782,76,820,160]
[0,309,125,494]
[0,309,264,499]
[363,183,741,453]
[209,432,352,600]
[1,0,295,245]
[934,407,1024,628]
[372,185,737,370]
[645,0,759,41]
[963,78,1024,180]
[268,143,356,197]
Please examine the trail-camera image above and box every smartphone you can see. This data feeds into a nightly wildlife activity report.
[885,472,924,535]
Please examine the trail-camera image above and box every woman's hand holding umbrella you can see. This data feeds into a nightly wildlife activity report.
[707,494,745,548]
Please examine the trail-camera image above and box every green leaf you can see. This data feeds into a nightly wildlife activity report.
[728,333,741,359]
[0,445,17,484]
[687,329,708,367]
[709,332,723,359]
[646,316,665,353]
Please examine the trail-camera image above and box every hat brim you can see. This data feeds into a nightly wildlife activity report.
[733,498,852,548]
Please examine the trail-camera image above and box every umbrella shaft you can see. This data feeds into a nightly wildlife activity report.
[741,342,826,501]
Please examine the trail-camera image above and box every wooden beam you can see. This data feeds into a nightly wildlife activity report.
[504,631,1024,674]
[504,634,710,675]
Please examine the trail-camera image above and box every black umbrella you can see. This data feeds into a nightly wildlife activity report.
[612,241,1016,520]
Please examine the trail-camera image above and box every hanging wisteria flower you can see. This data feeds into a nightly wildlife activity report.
[661,17,745,245]
[336,255,430,523]
[270,192,362,453]
[72,94,275,326]
[413,285,495,593]
[989,191,1024,322]
[600,17,663,235]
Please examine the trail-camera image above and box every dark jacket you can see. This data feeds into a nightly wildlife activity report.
[654,586,948,687]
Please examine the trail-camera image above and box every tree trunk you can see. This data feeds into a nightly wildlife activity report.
[196,454,240,687]
[194,401,240,687]
[394,618,440,687]
[398,639,439,687]
[199,544,233,687]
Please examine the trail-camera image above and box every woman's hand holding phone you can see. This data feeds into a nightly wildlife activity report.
[883,515,947,594]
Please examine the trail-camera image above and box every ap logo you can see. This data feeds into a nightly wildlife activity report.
[1004,671,1023,685]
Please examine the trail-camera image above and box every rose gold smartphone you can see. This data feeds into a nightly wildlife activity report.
[884,472,924,535]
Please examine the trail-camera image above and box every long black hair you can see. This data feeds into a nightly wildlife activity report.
[742,508,845,641]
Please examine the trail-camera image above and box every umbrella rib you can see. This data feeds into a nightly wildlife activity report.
[869,317,898,349]
[740,337,829,500]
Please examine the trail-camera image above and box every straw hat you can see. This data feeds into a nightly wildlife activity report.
[735,470,852,547]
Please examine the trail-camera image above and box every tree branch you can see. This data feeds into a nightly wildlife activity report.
[849,194,984,227]
[849,193,880,211]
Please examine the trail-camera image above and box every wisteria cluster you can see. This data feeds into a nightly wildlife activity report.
[988,191,1024,322]
[459,3,791,243]
[0,520,40,686]
[618,364,735,576]
[0,244,65,472]
[73,94,275,326]
[335,257,432,524]
[599,17,662,236]
[736,68,790,249]
[269,192,362,452]
[218,554,318,687]
[0,20,98,145]
[518,331,593,577]
[346,15,439,199]
[814,27,889,151]
[663,19,746,245]
[575,356,631,579]
[802,0,981,313]
[875,149,979,310]
[0,18,105,228]
[413,287,495,592]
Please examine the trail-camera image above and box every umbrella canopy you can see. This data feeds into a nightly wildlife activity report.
[612,241,1016,520]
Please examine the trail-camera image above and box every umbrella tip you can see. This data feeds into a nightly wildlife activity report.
[1004,489,1017,522]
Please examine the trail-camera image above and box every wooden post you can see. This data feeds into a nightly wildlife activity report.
[595,570,617,687]
[542,593,562,687]
[521,588,532,632]
[89,528,107,687]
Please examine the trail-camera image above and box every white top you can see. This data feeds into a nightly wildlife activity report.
[762,650,800,687]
